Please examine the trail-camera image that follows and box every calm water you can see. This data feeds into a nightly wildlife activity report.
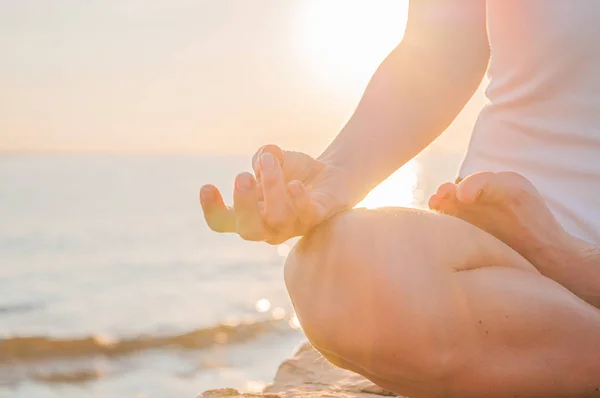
[0,150,462,398]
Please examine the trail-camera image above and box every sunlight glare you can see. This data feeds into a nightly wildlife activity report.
[289,314,302,330]
[255,298,272,313]
[271,307,286,320]
[297,0,408,92]
[357,159,421,209]
[246,381,266,393]
[92,333,117,347]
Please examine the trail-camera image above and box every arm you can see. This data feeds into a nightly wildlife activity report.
[319,0,490,203]
[200,0,490,243]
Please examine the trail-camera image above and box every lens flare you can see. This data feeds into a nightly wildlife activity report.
[255,299,271,313]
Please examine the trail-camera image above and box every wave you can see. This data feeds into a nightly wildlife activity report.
[0,318,289,363]
[0,302,42,315]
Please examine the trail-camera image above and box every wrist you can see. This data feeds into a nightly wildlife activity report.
[320,163,371,209]
[317,151,378,207]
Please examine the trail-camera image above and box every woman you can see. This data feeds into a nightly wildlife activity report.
[201,1,600,396]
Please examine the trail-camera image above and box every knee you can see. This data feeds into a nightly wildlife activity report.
[284,210,367,353]
[284,210,363,322]
[283,211,347,335]
[283,209,461,385]
[283,211,342,295]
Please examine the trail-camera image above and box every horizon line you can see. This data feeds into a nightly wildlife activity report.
[0,149,257,157]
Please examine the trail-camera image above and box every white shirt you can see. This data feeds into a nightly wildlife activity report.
[460,0,600,244]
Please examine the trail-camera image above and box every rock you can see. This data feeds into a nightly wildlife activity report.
[200,388,280,398]
[198,343,401,398]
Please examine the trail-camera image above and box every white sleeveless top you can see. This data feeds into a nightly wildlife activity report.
[460,0,600,244]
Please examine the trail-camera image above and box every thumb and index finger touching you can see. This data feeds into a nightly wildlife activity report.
[253,145,325,229]
[201,144,323,238]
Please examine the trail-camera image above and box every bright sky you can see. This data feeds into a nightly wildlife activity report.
[0,0,485,155]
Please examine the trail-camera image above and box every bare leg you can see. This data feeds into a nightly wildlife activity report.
[428,171,570,271]
[285,208,600,398]
[429,171,600,308]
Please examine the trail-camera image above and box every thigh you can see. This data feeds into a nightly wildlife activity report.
[285,208,534,378]
[285,207,538,333]
[285,208,600,398]
[443,265,600,398]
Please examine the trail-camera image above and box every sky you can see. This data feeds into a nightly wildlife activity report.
[0,0,486,155]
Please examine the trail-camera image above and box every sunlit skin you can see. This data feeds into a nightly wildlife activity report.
[429,171,600,309]
[284,207,600,398]
[200,144,355,245]
[201,0,600,396]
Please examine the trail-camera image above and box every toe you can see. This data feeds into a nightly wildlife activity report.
[455,172,498,204]
[429,182,461,214]
[456,171,537,206]
[428,193,442,210]
[429,182,457,211]
[437,182,458,198]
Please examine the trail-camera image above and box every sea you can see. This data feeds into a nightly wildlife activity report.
[0,149,463,398]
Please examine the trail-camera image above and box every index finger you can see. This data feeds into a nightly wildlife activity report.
[252,144,284,181]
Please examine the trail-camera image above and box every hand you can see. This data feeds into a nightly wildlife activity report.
[200,145,353,244]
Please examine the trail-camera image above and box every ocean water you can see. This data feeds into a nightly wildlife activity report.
[0,150,463,398]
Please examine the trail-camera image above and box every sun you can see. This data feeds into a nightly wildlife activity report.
[296,0,408,93]
[295,1,415,209]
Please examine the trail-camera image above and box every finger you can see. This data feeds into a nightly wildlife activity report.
[260,152,294,231]
[288,180,322,226]
[233,172,268,241]
[252,144,284,181]
[200,184,236,232]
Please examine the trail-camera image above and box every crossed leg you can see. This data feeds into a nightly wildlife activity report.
[284,207,600,398]
[429,171,600,308]
[428,171,573,273]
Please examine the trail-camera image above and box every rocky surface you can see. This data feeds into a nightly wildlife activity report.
[199,343,402,398]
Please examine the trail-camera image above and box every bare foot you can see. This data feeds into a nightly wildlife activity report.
[428,171,576,272]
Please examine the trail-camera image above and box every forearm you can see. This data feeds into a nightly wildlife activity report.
[319,0,489,204]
